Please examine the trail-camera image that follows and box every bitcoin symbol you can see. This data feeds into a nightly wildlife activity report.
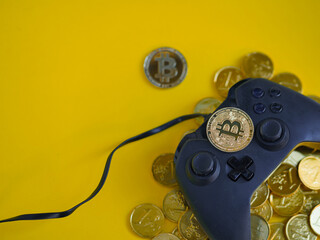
[154,53,178,83]
[216,120,244,140]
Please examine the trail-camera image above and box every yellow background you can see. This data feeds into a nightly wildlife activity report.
[0,0,320,239]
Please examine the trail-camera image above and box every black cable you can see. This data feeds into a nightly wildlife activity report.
[0,113,207,223]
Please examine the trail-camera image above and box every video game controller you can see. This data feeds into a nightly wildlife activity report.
[174,78,320,240]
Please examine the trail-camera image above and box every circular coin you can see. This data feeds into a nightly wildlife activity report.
[178,209,208,240]
[270,223,286,240]
[283,150,305,167]
[250,214,270,240]
[270,189,305,217]
[206,107,254,152]
[271,72,302,93]
[144,47,187,88]
[152,153,177,186]
[286,214,317,240]
[214,66,244,98]
[310,204,320,235]
[267,163,301,196]
[152,233,181,240]
[242,52,274,79]
[130,203,165,238]
[163,189,188,222]
[172,227,183,239]
[251,182,270,208]
[250,200,273,221]
[194,98,221,125]
[300,190,320,215]
[298,156,320,190]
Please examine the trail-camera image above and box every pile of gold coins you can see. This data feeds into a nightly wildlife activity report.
[129,51,320,240]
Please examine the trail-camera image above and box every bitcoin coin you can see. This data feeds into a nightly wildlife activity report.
[172,227,183,239]
[152,153,177,186]
[283,150,305,167]
[163,189,188,222]
[152,233,181,240]
[206,107,254,152]
[250,214,270,240]
[300,190,320,215]
[178,209,208,240]
[194,98,221,125]
[250,200,273,221]
[286,214,317,240]
[144,47,187,88]
[241,52,274,79]
[269,223,286,240]
[308,95,320,104]
[130,203,165,238]
[270,189,305,216]
[271,72,302,93]
[310,204,320,235]
[298,156,320,190]
[251,182,270,208]
[267,163,301,196]
[214,66,244,97]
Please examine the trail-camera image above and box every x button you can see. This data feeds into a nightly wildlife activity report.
[227,156,254,181]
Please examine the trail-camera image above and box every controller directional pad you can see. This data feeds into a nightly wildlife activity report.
[227,156,254,181]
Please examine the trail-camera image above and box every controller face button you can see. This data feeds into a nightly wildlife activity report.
[259,119,283,142]
[269,87,281,97]
[191,152,214,176]
[270,103,283,113]
[227,156,254,181]
[252,88,265,98]
[253,103,266,114]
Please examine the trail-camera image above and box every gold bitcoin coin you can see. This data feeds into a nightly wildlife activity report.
[163,189,188,222]
[250,200,273,221]
[298,156,320,190]
[270,223,286,240]
[172,227,183,239]
[194,98,221,125]
[300,190,320,215]
[310,204,320,235]
[250,214,270,240]
[270,189,305,217]
[267,163,301,196]
[152,153,177,186]
[144,47,187,88]
[283,150,305,167]
[271,72,302,93]
[130,203,165,238]
[251,182,270,208]
[242,52,274,79]
[286,214,317,240]
[152,233,181,240]
[178,209,208,240]
[214,66,245,97]
[308,95,320,104]
[206,107,254,152]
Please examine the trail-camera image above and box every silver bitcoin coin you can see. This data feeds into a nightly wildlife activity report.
[144,47,187,88]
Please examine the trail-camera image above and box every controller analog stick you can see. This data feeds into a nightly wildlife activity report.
[191,152,215,176]
[259,119,283,142]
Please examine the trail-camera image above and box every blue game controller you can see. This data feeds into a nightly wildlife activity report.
[174,78,320,240]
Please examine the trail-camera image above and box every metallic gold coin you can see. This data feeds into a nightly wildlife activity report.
[152,153,177,186]
[270,189,305,217]
[250,214,270,240]
[130,203,165,238]
[251,182,270,208]
[286,214,317,240]
[144,47,187,88]
[271,72,302,93]
[194,98,221,125]
[269,223,286,240]
[250,200,273,221]
[242,52,274,79]
[310,204,320,235]
[206,107,254,152]
[267,163,301,196]
[308,95,320,104]
[178,209,208,240]
[300,190,320,215]
[283,150,305,167]
[298,156,320,190]
[152,233,181,240]
[163,189,188,222]
[172,227,183,239]
[214,66,245,98]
